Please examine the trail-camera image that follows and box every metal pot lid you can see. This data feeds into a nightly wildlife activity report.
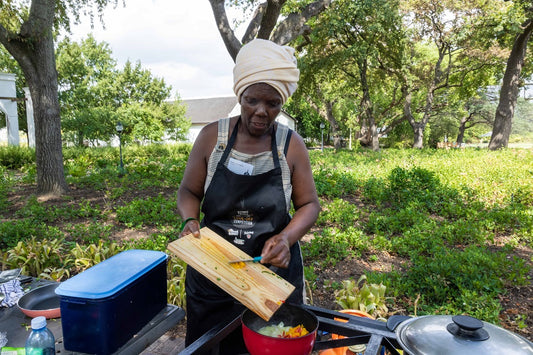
[395,315,533,355]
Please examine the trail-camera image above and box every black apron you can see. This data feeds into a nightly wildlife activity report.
[184,119,304,352]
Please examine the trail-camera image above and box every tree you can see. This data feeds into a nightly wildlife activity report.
[296,0,406,151]
[56,36,188,146]
[489,2,533,149]
[456,97,495,145]
[56,35,117,146]
[208,0,332,60]
[0,0,117,196]
[391,0,508,148]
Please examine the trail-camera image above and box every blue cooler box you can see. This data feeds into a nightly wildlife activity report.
[55,249,168,355]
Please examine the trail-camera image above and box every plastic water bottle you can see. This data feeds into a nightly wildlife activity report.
[25,316,55,355]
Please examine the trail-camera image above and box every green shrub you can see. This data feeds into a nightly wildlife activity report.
[0,220,63,251]
[115,194,179,228]
[389,221,444,257]
[70,240,123,274]
[365,203,430,237]
[66,222,113,244]
[129,233,171,251]
[302,227,368,266]
[362,177,386,204]
[167,255,187,308]
[0,146,35,169]
[317,198,360,227]
[386,167,461,214]
[397,245,530,307]
[14,196,103,223]
[5,237,72,278]
[0,166,10,213]
[313,168,359,197]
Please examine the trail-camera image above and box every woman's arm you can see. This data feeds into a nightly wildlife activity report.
[260,131,321,268]
[176,122,217,238]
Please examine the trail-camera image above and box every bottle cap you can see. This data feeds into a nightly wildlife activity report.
[31,316,47,330]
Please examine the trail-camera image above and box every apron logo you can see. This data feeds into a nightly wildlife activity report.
[233,237,245,245]
[232,210,256,229]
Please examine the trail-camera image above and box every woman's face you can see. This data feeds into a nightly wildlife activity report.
[240,83,282,137]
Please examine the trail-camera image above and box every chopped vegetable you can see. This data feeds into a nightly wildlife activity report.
[257,322,309,338]
[231,261,246,269]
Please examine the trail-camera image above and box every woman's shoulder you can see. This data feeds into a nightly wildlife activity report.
[193,121,220,156]
[197,121,218,140]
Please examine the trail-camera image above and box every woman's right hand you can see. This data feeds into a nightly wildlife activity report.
[179,219,201,238]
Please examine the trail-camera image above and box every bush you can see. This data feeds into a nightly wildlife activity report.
[0,146,35,169]
[396,245,530,308]
[302,227,368,266]
[115,194,179,228]
[0,220,63,250]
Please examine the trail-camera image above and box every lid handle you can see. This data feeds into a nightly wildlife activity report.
[446,315,489,341]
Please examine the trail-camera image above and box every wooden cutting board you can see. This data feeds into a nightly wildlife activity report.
[167,227,295,321]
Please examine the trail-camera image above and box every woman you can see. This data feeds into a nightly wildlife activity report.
[176,39,321,353]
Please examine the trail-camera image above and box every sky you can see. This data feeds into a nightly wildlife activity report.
[67,0,240,99]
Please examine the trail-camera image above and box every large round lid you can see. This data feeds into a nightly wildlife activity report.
[395,315,533,355]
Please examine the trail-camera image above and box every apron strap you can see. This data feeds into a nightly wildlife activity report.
[283,129,292,156]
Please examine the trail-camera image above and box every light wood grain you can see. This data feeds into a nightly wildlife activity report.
[167,227,295,321]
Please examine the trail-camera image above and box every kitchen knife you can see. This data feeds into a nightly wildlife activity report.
[228,256,262,264]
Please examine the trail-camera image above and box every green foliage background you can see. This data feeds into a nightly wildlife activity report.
[0,145,531,327]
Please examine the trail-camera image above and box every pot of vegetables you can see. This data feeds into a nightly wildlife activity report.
[241,303,318,355]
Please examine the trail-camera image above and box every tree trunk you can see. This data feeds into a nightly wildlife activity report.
[27,44,68,195]
[0,0,68,196]
[324,99,342,149]
[489,18,533,150]
[412,123,425,149]
[208,0,242,61]
[257,0,286,40]
[359,58,379,151]
[456,116,467,145]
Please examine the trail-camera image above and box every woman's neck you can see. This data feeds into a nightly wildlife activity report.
[232,116,274,154]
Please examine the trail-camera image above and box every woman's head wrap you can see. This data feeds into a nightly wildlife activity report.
[233,39,300,104]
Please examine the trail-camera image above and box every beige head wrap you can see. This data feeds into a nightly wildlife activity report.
[233,39,300,104]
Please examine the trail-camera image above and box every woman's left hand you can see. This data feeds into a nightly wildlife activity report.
[260,234,291,269]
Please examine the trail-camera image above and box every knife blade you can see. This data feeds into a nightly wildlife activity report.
[228,256,262,264]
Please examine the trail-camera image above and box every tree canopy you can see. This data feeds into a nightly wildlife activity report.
[56,36,188,147]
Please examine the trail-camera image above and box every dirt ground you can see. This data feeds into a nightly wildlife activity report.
[3,184,532,345]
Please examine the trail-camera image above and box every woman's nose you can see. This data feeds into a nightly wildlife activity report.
[255,103,267,115]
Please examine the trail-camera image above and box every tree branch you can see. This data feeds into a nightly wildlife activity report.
[271,0,332,45]
[258,0,286,40]
[20,0,55,38]
[208,0,242,62]
[242,2,267,44]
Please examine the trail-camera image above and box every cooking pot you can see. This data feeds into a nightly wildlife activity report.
[17,283,61,319]
[241,303,318,355]
[388,314,533,355]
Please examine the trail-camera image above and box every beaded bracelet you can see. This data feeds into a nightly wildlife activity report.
[180,217,198,231]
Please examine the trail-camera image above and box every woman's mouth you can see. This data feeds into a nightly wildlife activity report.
[251,121,268,129]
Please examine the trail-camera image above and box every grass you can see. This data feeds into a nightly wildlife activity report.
[0,144,531,328]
